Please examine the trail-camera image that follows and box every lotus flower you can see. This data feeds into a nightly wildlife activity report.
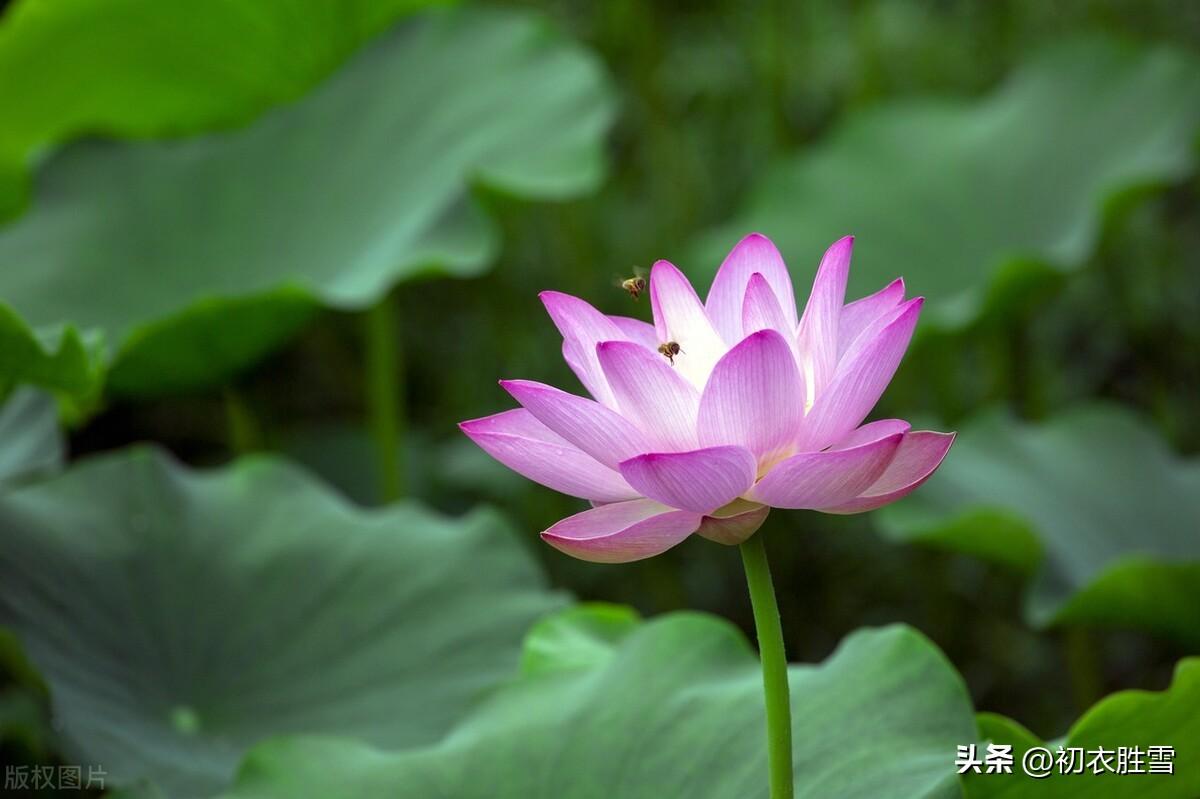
[460,234,953,563]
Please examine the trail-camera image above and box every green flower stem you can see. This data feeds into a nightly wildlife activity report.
[365,295,404,502]
[739,531,793,799]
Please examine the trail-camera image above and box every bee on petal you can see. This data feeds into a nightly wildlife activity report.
[657,341,683,365]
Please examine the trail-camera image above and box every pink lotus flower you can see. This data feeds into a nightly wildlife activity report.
[460,234,953,563]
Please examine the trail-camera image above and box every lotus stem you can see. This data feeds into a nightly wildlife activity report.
[365,294,404,501]
[739,531,793,799]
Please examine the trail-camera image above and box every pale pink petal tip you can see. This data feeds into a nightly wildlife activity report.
[827,234,854,258]
[740,272,794,340]
[459,409,638,503]
[838,276,907,356]
[831,419,912,450]
[818,430,955,514]
[540,499,702,563]
[706,233,797,342]
[498,379,647,470]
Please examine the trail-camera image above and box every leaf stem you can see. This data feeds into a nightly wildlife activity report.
[739,531,793,799]
[222,386,261,454]
[1064,627,1103,712]
[365,295,404,502]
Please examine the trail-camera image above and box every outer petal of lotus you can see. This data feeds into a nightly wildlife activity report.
[695,499,771,546]
[540,291,629,408]
[697,328,804,468]
[832,418,912,449]
[619,445,757,514]
[818,431,955,514]
[649,260,727,388]
[597,340,700,452]
[459,409,639,503]
[795,236,853,407]
[796,297,923,451]
[838,277,905,357]
[706,233,798,343]
[500,379,649,470]
[541,499,702,563]
[748,433,903,509]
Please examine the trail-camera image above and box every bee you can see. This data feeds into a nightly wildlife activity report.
[657,341,683,365]
[617,267,648,301]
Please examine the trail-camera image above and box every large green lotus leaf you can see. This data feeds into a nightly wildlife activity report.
[0,302,103,405]
[0,0,447,216]
[518,602,643,677]
[965,658,1200,798]
[0,446,567,797]
[105,289,319,397]
[0,386,62,483]
[0,7,615,397]
[879,405,1200,646]
[0,687,48,758]
[694,37,1200,330]
[0,628,51,759]
[223,608,977,799]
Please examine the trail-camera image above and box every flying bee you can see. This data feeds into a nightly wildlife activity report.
[657,341,683,365]
[616,267,648,301]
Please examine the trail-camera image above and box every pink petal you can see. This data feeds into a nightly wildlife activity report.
[697,329,804,465]
[819,431,955,514]
[459,409,638,503]
[649,260,727,387]
[500,380,649,470]
[741,272,795,342]
[608,315,659,351]
[695,501,770,546]
[541,499,702,563]
[796,236,853,402]
[597,340,699,452]
[706,233,798,343]
[796,297,923,451]
[748,433,902,509]
[831,419,912,450]
[839,277,905,357]
[540,291,627,408]
[619,445,757,513]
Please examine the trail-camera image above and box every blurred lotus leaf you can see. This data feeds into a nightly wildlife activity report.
[0,447,567,797]
[518,602,642,676]
[0,0,450,215]
[0,303,103,408]
[966,658,1199,798]
[879,405,1200,646]
[221,606,976,799]
[0,386,63,483]
[695,37,1200,331]
[0,6,615,399]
